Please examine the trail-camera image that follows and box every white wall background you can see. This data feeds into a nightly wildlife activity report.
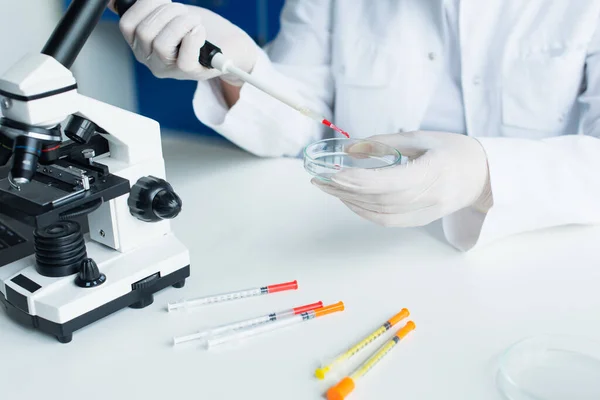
[0,0,62,73]
[0,0,138,112]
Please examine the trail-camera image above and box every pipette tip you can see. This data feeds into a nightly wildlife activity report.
[322,119,350,138]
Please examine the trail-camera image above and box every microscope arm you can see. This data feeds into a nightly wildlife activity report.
[75,93,173,254]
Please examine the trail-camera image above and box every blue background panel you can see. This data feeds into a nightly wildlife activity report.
[65,0,285,135]
[134,0,284,135]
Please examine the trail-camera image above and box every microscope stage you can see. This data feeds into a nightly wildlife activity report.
[0,170,130,228]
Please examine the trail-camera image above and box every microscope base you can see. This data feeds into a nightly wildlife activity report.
[0,233,190,343]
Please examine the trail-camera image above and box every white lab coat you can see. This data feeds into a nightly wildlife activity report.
[193,0,600,251]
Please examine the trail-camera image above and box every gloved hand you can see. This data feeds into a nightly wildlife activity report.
[311,131,493,227]
[109,0,258,85]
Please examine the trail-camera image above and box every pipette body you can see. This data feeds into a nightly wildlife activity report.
[316,308,410,379]
[211,54,350,138]
[204,301,345,349]
[173,301,324,345]
[167,280,298,312]
[327,321,416,400]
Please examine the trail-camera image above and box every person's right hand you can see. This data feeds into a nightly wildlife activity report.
[110,0,258,84]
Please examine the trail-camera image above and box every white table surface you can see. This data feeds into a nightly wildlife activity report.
[1,131,600,400]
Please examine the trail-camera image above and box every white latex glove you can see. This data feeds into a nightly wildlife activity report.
[312,131,493,227]
[112,0,258,85]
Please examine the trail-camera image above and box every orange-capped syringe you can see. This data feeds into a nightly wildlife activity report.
[327,321,416,400]
[204,301,345,349]
[316,308,410,379]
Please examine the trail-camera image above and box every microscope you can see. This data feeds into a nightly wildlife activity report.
[0,0,190,343]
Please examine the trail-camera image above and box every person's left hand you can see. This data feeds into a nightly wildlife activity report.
[311,131,493,227]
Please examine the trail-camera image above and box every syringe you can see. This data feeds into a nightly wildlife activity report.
[172,301,323,345]
[167,280,298,312]
[316,308,410,379]
[204,301,345,349]
[326,321,416,400]
[211,53,350,138]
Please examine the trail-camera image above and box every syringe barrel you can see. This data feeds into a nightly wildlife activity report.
[316,325,388,380]
[203,302,316,337]
[350,338,398,381]
[204,302,342,348]
[317,308,410,379]
[350,321,416,381]
[167,281,298,311]
[205,314,305,348]
[273,309,297,320]
[173,302,323,345]
[173,332,205,345]
[207,314,273,338]
[167,286,265,311]
[326,320,413,400]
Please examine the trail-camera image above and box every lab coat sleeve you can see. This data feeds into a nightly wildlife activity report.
[192,0,334,158]
[443,42,600,251]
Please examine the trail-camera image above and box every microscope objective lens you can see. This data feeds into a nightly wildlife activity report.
[10,135,43,185]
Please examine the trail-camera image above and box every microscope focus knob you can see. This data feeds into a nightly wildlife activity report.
[75,258,106,288]
[128,176,182,222]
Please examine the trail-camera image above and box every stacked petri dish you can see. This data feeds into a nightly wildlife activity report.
[497,335,600,400]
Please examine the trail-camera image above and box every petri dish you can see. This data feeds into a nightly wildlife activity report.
[303,138,402,181]
[497,335,600,400]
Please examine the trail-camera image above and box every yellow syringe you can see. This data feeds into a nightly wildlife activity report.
[316,308,410,379]
[326,321,416,400]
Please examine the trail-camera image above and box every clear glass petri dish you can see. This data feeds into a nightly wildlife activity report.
[303,138,402,181]
[497,335,600,400]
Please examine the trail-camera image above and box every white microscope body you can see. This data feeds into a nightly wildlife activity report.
[0,20,190,343]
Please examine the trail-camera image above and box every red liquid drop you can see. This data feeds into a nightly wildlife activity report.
[322,119,350,138]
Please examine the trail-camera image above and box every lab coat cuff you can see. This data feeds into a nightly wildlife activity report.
[192,78,230,127]
[442,207,488,251]
[442,137,530,251]
[444,136,563,251]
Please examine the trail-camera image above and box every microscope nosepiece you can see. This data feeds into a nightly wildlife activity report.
[0,120,63,187]
[0,134,13,166]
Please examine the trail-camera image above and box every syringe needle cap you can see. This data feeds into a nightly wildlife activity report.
[315,301,345,317]
[327,377,355,400]
[388,308,410,326]
[396,321,416,340]
[267,280,298,293]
